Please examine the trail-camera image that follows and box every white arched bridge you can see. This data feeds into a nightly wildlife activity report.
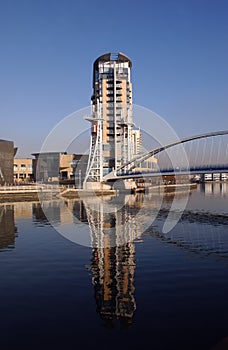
[103,130,228,181]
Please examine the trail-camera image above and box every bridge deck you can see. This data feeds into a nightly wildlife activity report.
[106,165,228,180]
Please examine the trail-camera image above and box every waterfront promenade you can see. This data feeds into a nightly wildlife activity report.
[0,182,198,202]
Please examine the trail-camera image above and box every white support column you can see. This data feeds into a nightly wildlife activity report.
[98,99,103,182]
[114,61,117,171]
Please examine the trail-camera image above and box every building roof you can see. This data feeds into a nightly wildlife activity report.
[93,52,132,68]
[93,52,132,85]
[0,139,13,143]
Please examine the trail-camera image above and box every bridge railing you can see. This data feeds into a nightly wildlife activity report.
[116,164,228,178]
[0,184,62,191]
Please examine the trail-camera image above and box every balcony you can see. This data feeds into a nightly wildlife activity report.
[107,126,121,130]
[106,103,122,108]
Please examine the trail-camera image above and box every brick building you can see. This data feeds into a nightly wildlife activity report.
[14,158,34,183]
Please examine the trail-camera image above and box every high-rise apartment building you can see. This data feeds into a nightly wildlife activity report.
[84,53,134,185]
[132,129,142,156]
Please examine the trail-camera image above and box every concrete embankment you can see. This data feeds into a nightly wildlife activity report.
[0,185,59,202]
[60,188,117,198]
[61,183,197,198]
[0,185,118,202]
[146,183,197,193]
[0,183,197,202]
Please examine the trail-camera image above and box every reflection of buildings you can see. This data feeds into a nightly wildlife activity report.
[32,202,50,223]
[14,202,33,219]
[85,195,143,247]
[91,243,136,327]
[221,182,227,196]
[0,205,17,251]
[32,200,84,225]
[32,201,61,224]
[65,200,88,223]
[0,194,159,325]
[83,195,145,326]
[83,193,162,326]
[202,182,227,196]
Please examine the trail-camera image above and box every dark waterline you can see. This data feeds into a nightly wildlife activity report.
[0,183,228,349]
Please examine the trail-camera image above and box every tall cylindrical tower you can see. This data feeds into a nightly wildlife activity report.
[84,52,133,186]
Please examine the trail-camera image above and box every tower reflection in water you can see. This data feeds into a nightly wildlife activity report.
[65,192,161,327]
[82,194,147,327]
[0,194,157,326]
[0,205,17,252]
[91,241,136,327]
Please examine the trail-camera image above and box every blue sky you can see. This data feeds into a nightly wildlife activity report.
[0,0,227,157]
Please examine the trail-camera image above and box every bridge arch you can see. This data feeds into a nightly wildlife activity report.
[103,130,228,180]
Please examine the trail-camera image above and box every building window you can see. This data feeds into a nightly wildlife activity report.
[103,144,110,151]
[20,164,26,171]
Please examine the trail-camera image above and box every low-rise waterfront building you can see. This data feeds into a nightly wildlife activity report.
[32,152,88,186]
[14,158,34,183]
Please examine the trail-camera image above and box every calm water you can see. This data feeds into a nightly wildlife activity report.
[0,183,228,350]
